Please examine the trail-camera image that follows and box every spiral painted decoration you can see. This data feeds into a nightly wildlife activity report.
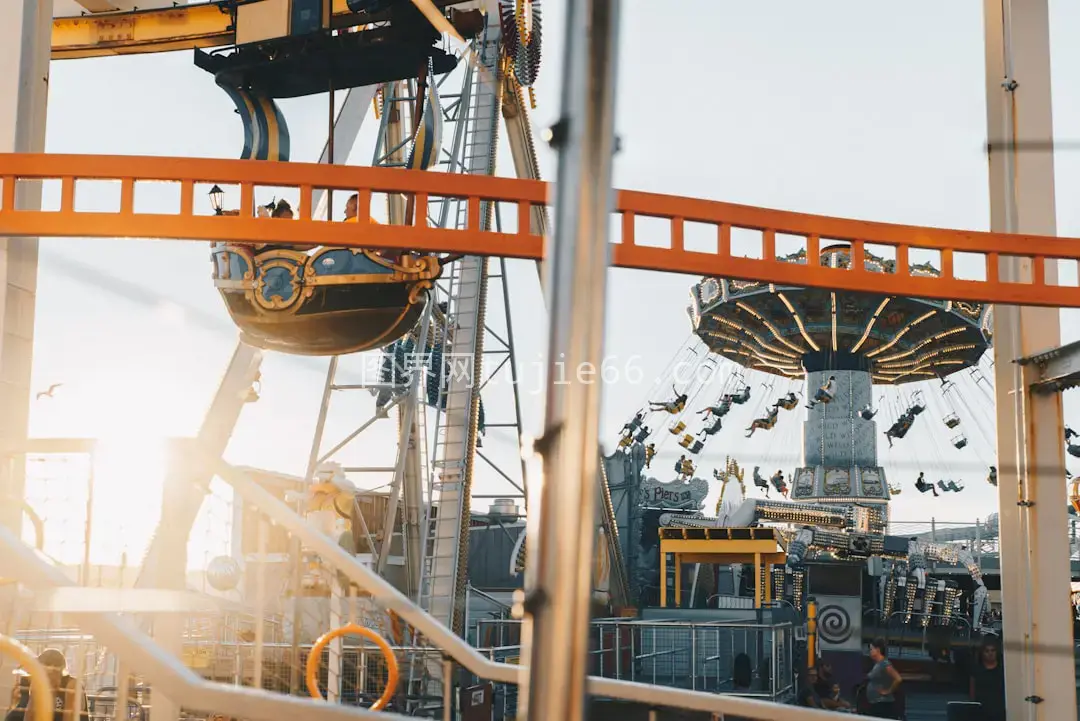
[817,604,854,645]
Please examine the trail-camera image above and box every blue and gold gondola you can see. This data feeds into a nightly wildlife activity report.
[210,64,446,356]
[213,245,442,356]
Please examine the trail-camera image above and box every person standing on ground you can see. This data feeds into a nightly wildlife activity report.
[865,638,902,718]
[969,638,1005,721]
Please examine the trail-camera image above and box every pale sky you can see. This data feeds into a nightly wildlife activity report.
[24,0,1080,566]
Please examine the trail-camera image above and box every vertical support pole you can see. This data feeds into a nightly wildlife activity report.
[519,0,620,718]
[753,554,761,608]
[328,575,343,703]
[253,518,268,690]
[983,1,1076,719]
[659,549,667,608]
[674,553,682,607]
[0,0,50,533]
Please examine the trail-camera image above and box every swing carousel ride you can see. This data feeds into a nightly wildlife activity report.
[605,243,1027,641]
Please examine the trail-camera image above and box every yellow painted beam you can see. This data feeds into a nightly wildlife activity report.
[52,3,234,59]
[677,552,786,565]
[659,538,783,555]
[51,0,358,60]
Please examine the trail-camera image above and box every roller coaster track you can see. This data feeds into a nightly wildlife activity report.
[4,154,1080,307]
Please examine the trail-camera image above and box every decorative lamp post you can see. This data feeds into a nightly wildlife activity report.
[208,185,225,215]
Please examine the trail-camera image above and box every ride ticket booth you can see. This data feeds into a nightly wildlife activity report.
[658,527,787,608]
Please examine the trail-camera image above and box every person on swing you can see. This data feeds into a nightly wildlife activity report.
[806,376,837,409]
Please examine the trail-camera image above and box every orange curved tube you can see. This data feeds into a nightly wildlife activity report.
[305,623,398,711]
[0,634,54,721]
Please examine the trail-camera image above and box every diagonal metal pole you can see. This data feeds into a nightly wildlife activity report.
[519,1,621,720]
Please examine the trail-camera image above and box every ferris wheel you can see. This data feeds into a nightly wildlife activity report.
[41,0,629,652]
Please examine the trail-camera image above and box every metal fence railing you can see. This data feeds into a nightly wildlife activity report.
[473,617,797,719]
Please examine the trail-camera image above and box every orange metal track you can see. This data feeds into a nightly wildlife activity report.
[1,153,1079,307]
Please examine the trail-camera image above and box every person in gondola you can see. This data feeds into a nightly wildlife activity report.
[344,192,359,221]
[806,376,837,409]
[773,392,799,411]
[724,386,751,405]
[770,470,788,497]
[271,198,294,219]
[752,466,769,495]
[987,466,997,486]
[914,471,938,496]
[745,407,778,438]
[649,386,688,415]
[698,414,724,437]
[680,434,705,454]
[644,443,656,468]
[674,455,695,479]
[269,199,317,252]
[884,411,914,448]
[698,398,733,419]
[343,192,396,261]
[622,411,645,437]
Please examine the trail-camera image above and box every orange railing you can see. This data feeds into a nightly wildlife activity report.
[1,153,1079,306]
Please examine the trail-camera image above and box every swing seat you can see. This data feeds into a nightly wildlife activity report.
[678,434,694,449]
[860,409,876,421]
[1068,443,1080,459]
[943,414,961,429]
[670,421,687,435]
[910,404,926,415]
[951,435,968,450]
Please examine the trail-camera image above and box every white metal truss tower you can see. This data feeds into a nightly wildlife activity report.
[300,7,532,636]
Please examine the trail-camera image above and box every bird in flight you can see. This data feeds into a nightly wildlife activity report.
[35,383,62,400]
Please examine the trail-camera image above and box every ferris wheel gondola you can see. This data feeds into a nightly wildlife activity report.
[202,5,490,357]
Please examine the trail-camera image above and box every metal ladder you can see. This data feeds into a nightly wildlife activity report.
[409,12,503,711]
[416,6,503,630]
[417,257,483,626]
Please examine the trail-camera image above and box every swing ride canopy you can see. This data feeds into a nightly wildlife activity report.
[688,245,993,384]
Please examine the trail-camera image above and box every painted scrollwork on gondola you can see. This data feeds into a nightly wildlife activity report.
[250,250,310,312]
